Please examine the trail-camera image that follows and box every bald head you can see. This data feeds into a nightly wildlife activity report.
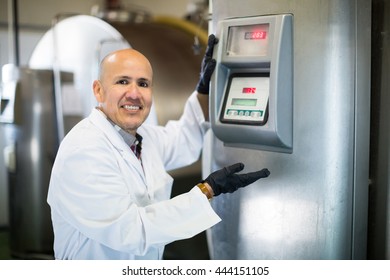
[98,48,153,82]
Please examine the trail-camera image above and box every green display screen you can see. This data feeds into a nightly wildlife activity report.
[231,98,257,106]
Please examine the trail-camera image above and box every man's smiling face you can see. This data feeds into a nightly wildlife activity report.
[93,49,153,136]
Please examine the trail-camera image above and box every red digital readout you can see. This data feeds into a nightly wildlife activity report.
[245,31,267,40]
[242,87,256,94]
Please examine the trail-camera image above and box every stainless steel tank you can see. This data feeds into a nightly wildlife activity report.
[204,0,371,259]
[3,68,62,259]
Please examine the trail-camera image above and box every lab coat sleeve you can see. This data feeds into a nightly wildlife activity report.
[48,131,220,257]
[140,91,209,171]
[138,187,221,247]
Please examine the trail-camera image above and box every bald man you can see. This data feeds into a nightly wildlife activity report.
[47,41,270,260]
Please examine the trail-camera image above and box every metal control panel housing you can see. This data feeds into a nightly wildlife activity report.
[210,14,293,153]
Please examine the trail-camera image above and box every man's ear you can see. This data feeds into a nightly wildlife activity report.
[93,80,103,103]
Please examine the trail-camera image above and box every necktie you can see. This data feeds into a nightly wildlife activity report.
[130,133,143,161]
[130,141,142,160]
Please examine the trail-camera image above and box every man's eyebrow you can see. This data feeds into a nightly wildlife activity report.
[138,77,152,83]
[115,75,131,80]
[115,76,151,82]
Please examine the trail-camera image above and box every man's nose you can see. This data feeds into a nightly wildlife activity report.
[125,83,140,99]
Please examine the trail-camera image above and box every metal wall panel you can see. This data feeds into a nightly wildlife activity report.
[205,0,371,259]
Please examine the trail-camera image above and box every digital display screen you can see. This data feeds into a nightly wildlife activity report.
[226,23,269,56]
[242,87,256,94]
[245,31,267,40]
[231,98,257,106]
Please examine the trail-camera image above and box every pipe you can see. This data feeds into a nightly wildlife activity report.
[152,15,208,46]
[7,0,20,66]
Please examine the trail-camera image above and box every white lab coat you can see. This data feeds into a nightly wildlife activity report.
[47,92,221,260]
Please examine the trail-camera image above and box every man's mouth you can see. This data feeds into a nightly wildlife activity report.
[122,105,142,110]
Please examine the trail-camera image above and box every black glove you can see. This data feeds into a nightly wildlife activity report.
[196,34,218,94]
[204,163,270,197]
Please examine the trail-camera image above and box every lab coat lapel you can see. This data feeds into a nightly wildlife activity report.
[88,108,146,182]
[138,143,154,200]
[137,133,173,202]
